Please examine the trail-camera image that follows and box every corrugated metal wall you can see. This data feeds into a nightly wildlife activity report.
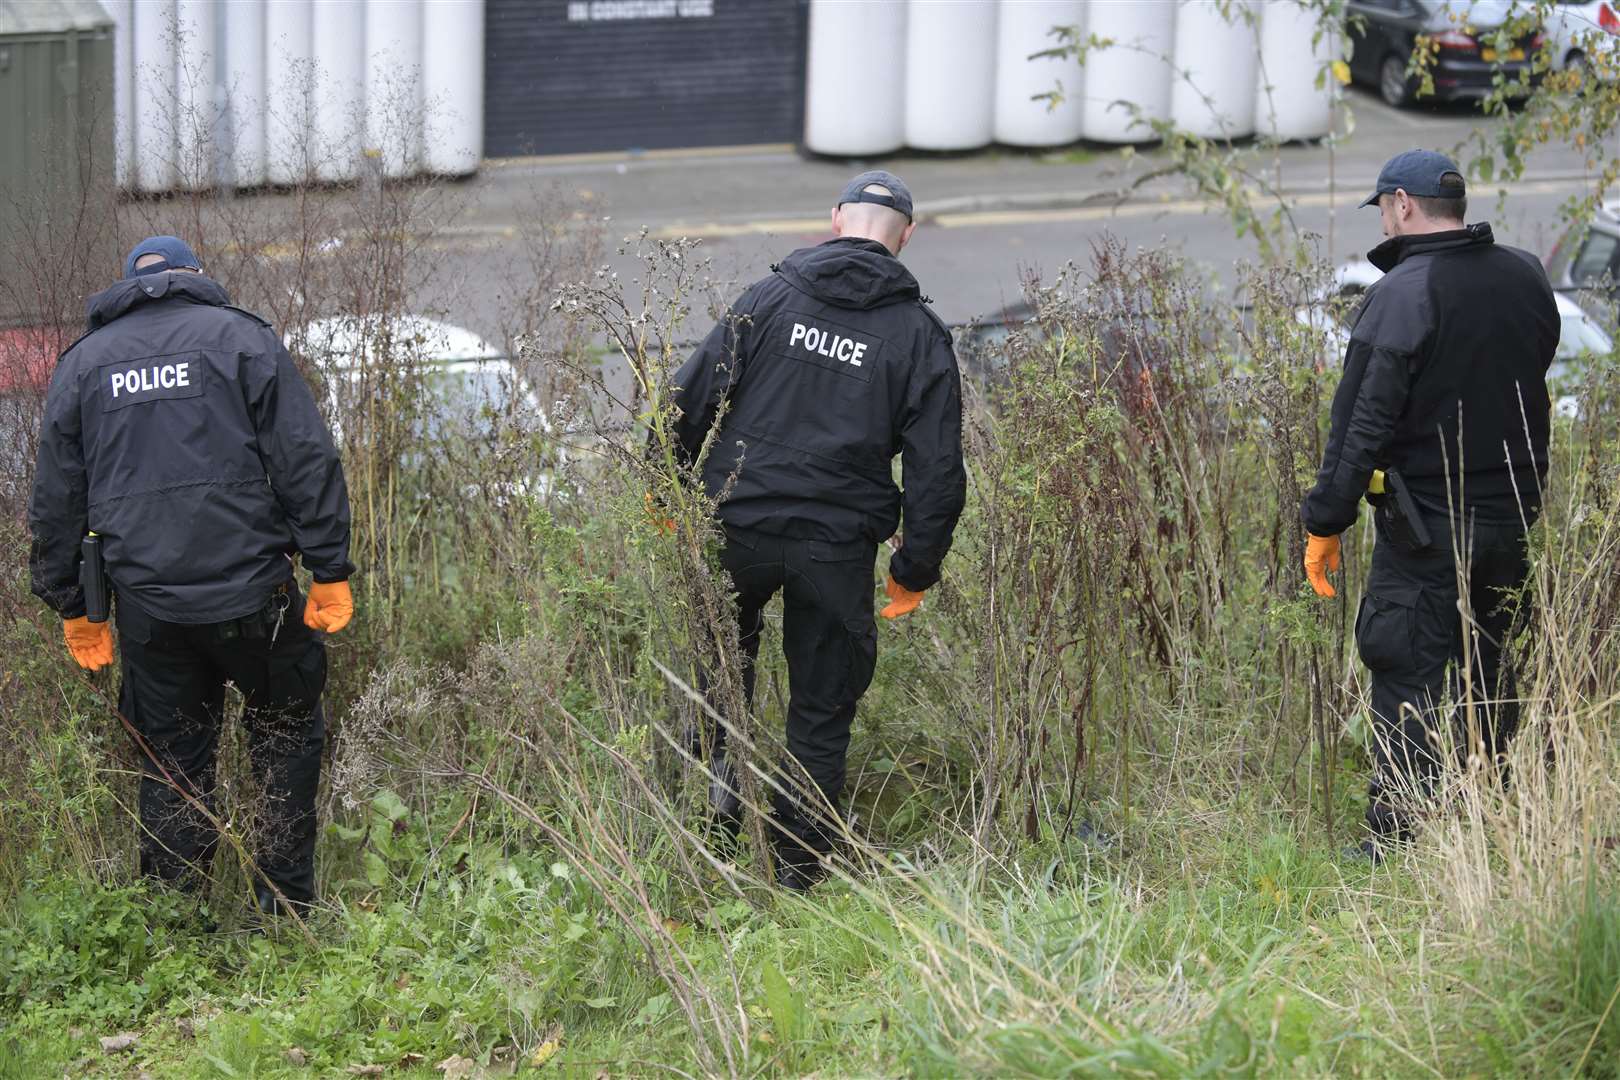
[484,0,806,157]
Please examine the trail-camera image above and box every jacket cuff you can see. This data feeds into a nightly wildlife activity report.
[305,553,356,585]
[1300,490,1357,538]
[41,584,87,621]
[888,554,938,594]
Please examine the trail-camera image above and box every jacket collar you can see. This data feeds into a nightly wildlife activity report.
[1367,222,1494,273]
[85,271,231,330]
[774,237,921,310]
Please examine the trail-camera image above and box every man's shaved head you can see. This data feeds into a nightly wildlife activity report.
[832,184,917,255]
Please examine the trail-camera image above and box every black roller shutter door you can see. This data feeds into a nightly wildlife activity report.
[485,0,806,157]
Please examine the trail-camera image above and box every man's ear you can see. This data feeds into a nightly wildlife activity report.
[1394,188,1411,219]
[898,221,917,253]
[830,207,843,236]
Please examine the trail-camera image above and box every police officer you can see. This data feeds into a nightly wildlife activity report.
[1300,152,1558,859]
[670,171,966,889]
[29,236,354,913]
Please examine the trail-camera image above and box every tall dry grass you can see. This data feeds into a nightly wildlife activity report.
[313,233,1620,1072]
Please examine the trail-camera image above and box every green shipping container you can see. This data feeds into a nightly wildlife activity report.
[0,0,115,309]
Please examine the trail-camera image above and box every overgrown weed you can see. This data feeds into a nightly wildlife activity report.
[3,118,1619,1080]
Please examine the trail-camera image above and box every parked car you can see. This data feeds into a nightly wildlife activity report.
[1539,0,1620,75]
[1345,0,1543,106]
[1545,199,1620,304]
[291,314,562,499]
[953,291,1221,424]
[294,315,545,433]
[953,300,1034,387]
[1298,260,1611,416]
[1292,259,1389,356]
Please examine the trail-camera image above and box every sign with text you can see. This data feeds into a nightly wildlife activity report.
[566,0,714,21]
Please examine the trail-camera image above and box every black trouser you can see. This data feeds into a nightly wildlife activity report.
[115,586,328,911]
[1355,509,1530,839]
[704,526,879,852]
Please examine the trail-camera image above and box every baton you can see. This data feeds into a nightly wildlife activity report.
[81,533,109,623]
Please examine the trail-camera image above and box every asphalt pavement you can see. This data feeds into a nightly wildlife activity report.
[420,86,1605,341]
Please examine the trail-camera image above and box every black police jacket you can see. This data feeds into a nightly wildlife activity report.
[29,271,353,624]
[670,237,966,592]
[1302,223,1558,538]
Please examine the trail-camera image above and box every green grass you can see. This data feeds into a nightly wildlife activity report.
[3,773,1603,1079]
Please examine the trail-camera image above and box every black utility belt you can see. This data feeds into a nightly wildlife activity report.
[1367,467,1433,553]
[216,584,294,642]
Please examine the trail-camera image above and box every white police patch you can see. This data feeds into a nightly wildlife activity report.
[789,322,868,367]
[777,314,878,383]
[100,354,206,411]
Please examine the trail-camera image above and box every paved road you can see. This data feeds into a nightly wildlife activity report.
[417,87,1603,343]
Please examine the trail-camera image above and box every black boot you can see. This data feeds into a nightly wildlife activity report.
[768,799,831,893]
[771,832,826,893]
[705,752,744,855]
[1346,817,1410,865]
[1357,791,1414,865]
[1342,838,1385,865]
[253,884,313,919]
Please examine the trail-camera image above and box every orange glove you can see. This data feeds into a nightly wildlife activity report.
[63,616,114,671]
[1304,534,1342,598]
[880,576,925,619]
[303,580,354,633]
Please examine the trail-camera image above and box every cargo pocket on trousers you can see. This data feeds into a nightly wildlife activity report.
[292,641,328,707]
[1355,587,1420,673]
[113,595,156,646]
[843,618,878,704]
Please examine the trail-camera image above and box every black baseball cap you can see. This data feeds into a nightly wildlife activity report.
[1360,149,1466,208]
[837,170,913,222]
[124,235,202,278]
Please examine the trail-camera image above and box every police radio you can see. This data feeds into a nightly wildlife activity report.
[81,533,109,624]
